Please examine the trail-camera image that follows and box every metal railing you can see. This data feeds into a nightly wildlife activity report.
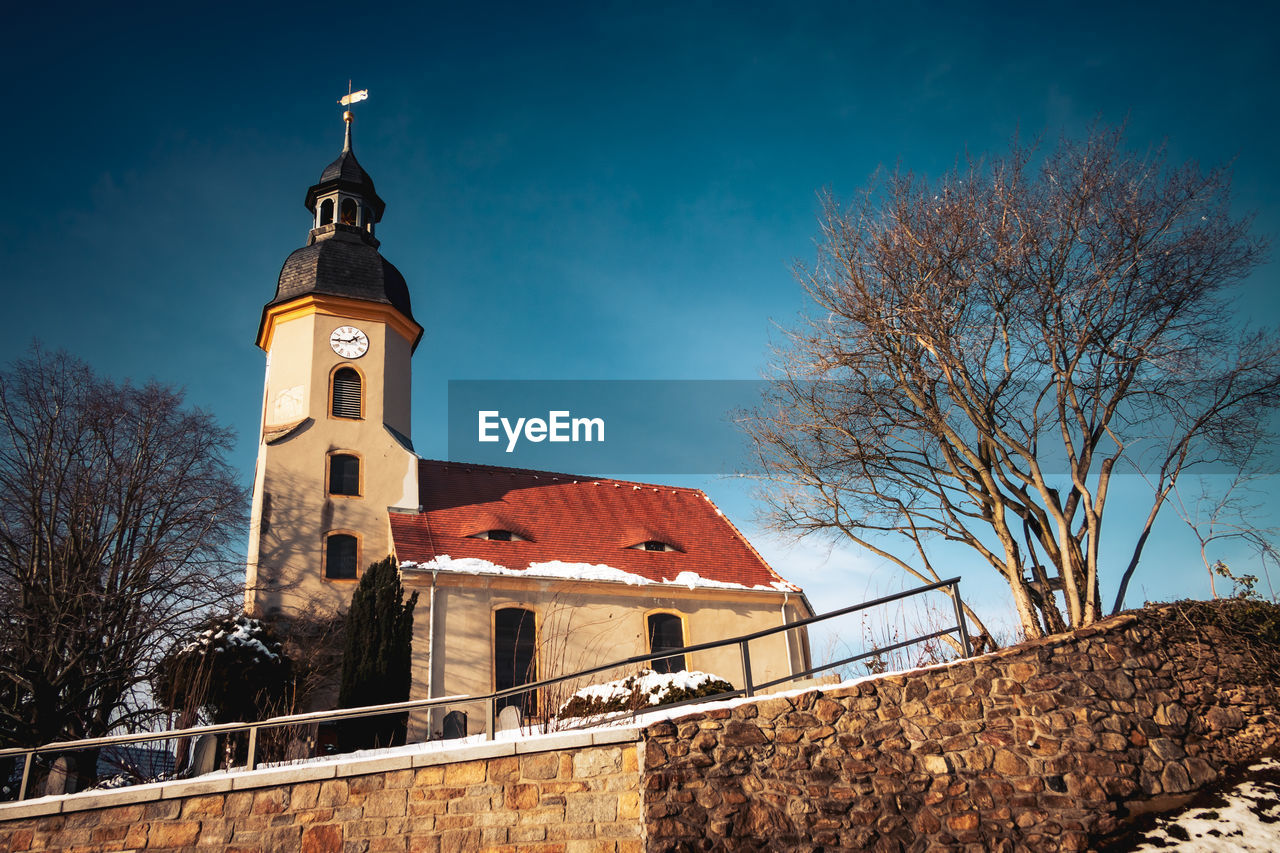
[0,576,970,802]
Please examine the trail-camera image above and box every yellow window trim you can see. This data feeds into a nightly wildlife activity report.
[328,363,366,421]
[325,450,364,499]
[322,530,362,583]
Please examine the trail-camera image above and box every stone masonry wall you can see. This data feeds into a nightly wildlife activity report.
[3,603,1278,853]
[641,603,1280,852]
[0,733,643,853]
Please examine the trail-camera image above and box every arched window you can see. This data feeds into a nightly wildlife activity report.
[648,613,686,674]
[494,607,537,716]
[340,198,358,225]
[319,199,334,226]
[325,533,358,580]
[331,367,362,419]
[328,453,360,496]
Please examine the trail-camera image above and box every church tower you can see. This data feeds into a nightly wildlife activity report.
[245,102,422,617]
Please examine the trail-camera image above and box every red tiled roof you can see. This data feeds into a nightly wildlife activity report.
[389,460,799,592]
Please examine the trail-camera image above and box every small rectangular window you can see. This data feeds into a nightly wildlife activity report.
[326,534,357,579]
[329,454,360,496]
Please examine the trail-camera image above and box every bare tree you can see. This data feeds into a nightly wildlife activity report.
[0,347,245,785]
[748,127,1279,638]
[1165,457,1278,602]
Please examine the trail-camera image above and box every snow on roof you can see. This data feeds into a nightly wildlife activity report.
[389,459,800,592]
[400,554,798,593]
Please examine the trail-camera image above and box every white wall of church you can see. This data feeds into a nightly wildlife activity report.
[405,571,811,737]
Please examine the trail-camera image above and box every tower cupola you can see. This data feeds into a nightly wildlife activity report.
[256,97,421,352]
[304,110,387,244]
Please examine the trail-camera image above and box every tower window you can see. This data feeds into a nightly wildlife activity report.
[340,198,358,225]
[494,607,538,717]
[325,533,358,580]
[319,199,334,226]
[647,613,687,674]
[329,453,360,496]
[331,368,362,419]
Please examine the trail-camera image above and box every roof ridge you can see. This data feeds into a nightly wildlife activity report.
[417,458,707,495]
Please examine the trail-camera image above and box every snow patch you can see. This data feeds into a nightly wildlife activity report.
[1129,757,1280,851]
[180,615,280,662]
[401,554,799,592]
[564,669,726,710]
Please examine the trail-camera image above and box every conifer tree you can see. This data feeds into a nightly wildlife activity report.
[337,556,418,750]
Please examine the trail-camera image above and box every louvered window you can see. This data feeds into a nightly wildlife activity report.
[326,534,357,579]
[329,454,360,496]
[648,613,687,674]
[331,368,362,418]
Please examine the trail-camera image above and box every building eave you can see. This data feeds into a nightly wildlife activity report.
[256,293,424,353]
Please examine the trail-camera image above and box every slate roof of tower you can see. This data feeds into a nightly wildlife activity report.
[390,459,801,592]
[320,148,376,191]
[269,237,415,323]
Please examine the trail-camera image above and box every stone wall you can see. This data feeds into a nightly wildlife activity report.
[0,730,643,853]
[642,603,1280,851]
[3,603,1277,852]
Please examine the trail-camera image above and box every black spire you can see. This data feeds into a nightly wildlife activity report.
[303,112,387,236]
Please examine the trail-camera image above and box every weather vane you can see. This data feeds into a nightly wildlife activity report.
[338,80,369,123]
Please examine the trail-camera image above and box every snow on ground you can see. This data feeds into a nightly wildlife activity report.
[1123,758,1280,851]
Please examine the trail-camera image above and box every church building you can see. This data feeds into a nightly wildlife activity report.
[244,104,813,735]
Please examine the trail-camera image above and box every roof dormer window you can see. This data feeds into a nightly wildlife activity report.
[470,529,527,542]
[631,540,678,552]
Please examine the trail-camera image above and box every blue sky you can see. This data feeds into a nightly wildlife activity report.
[5,1,1279,629]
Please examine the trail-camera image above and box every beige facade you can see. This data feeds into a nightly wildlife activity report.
[245,293,420,617]
[404,570,812,736]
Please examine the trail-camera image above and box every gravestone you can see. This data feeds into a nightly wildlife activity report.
[442,710,467,740]
[497,705,523,733]
[187,734,218,777]
[43,756,70,796]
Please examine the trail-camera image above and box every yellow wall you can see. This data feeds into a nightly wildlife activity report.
[405,570,812,736]
[246,304,418,617]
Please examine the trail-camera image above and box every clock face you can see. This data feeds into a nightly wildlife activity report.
[329,326,369,359]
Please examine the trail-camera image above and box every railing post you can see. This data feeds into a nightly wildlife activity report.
[486,698,496,741]
[18,751,32,800]
[246,726,258,771]
[739,640,754,698]
[951,581,973,657]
